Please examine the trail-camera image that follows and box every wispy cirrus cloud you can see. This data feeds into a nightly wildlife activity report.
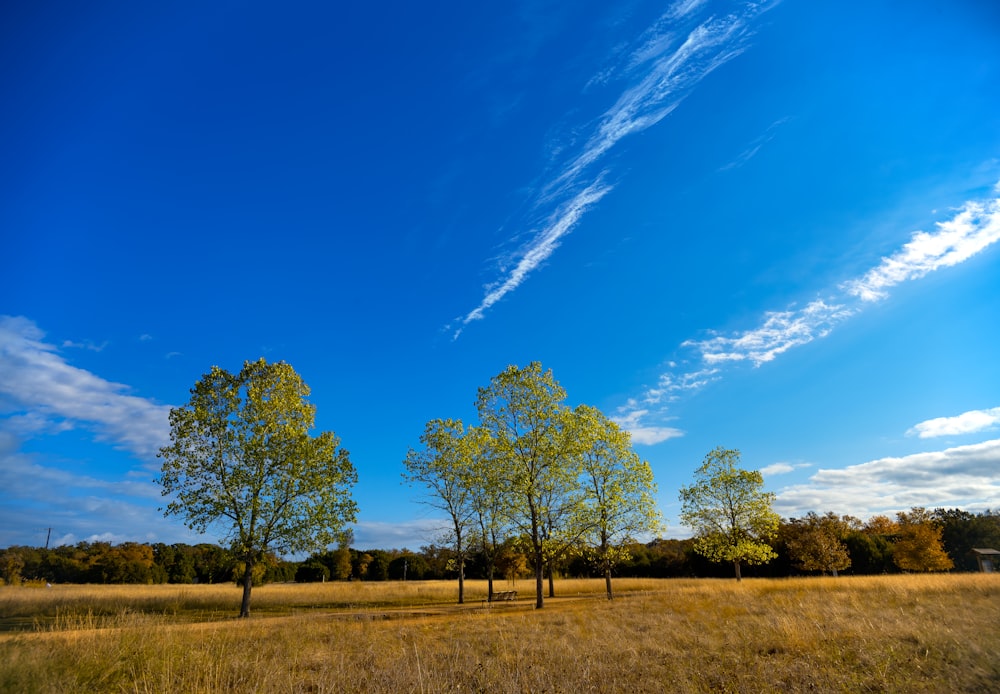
[453,0,779,336]
[454,179,613,336]
[683,188,1000,372]
[688,299,854,366]
[719,116,791,171]
[907,407,1000,439]
[0,315,171,462]
[622,185,1000,442]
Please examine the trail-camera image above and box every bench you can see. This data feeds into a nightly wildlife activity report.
[487,590,518,603]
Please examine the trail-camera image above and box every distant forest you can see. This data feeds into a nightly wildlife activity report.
[2,508,998,586]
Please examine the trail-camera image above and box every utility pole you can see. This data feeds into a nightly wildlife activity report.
[45,527,52,550]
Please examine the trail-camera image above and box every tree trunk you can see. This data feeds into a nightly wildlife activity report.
[601,532,613,600]
[487,566,495,603]
[547,561,555,598]
[534,553,544,609]
[457,556,465,605]
[733,559,742,582]
[239,561,254,618]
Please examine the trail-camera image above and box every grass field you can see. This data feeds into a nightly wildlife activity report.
[1,575,997,693]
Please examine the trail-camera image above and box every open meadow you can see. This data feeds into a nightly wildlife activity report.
[1,575,997,693]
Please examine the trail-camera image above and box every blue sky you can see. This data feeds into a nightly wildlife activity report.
[3,0,999,551]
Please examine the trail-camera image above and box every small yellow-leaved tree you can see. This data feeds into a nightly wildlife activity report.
[679,447,780,581]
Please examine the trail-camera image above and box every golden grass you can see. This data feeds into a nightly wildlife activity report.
[1,575,997,693]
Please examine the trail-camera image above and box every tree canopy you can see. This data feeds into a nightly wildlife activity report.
[893,507,954,572]
[786,512,852,576]
[679,447,780,580]
[575,404,662,598]
[475,362,578,609]
[402,418,477,603]
[397,362,663,608]
[157,358,358,617]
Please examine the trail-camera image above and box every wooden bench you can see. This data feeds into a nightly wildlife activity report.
[487,590,518,603]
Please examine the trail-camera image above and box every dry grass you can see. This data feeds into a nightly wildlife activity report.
[1,575,997,693]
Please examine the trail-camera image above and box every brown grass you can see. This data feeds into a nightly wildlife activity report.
[1,575,997,693]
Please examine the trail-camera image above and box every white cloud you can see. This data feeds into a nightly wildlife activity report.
[455,179,613,333]
[686,299,854,367]
[62,339,109,352]
[760,461,810,476]
[456,1,778,332]
[628,184,1000,445]
[351,518,453,551]
[0,315,171,462]
[719,116,791,171]
[773,438,1000,519]
[843,194,1000,301]
[628,426,686,446]
[907,407,1000,439]
[0,447,161,501]
[550,11,759,198]
[612,407,684,445]
[667,0,710,21]
[642,367,720,405]
[0,435,190,548]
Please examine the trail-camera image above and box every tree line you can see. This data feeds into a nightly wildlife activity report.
[2,506,996,587]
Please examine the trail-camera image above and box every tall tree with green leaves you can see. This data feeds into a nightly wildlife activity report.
[465,427,511,601]
[157,358,358,617]
[575,405,662,599]
[476,362,578,609]
[402,418,476,604]
[679,447,779,580]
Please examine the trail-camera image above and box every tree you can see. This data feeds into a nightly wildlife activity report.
[157,358,358,617]
[786,512,852,576]
[0,549,25,586]
[476,362,579,609]
[402,418,477,603]
[574,405,662,599]
[466,428,511,601]
[932,508,1000,571]
[893,507,954,572]
[679,447,780,580]
[330,543,353,580]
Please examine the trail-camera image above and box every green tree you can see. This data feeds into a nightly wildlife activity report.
[0,549,25,586]
[476,362,579,609]
[932,508,1000,571]
[786,512,852,576]
[494,539,529,583]
[330,543,353,580]
[295,560,330,583]
[894,507,954,572]
[365,550,391,580]
[402,418,476,603]
[679,447,780,580]
[157,358,358,617]
[467,431,511,600]
[574,405,662,599]
[349,552,371,580]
